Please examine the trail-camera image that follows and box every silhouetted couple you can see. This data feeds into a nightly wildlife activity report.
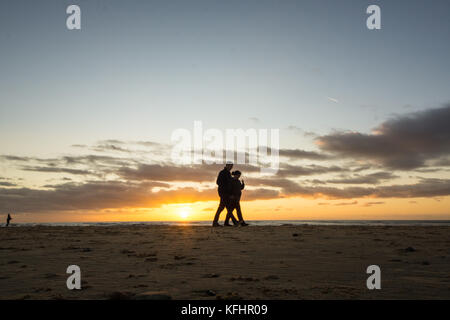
[212,162,248,227]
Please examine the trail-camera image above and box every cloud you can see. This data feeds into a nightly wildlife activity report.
[0,155,31,162]
[0,181,189,212]
[325,171,397,185]
[91,140,166,154]
[286,126,318,138]
[247,175,450,200]
[118,164,219,182]
[0,182,17,187]
[135,141,164,148]
[0,180,278,213]
[327,97,339,103]
[278,148,331,161]
[316,104,450,169]
[286,125,304,134]
[280,178,450,199]
[334,201,357,206]
[117,163,262,183]
[243,188,280,201]
[61,155,134,167]
[363,201,385,207]
[8,177,448,213]
[247,177,302,191]
[1,122,449,215]
[277,163,344,177]
[92,143,131,153]
[21,166,93,175]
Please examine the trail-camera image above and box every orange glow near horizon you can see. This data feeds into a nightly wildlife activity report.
[9,196,450,224]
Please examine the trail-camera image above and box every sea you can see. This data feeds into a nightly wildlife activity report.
[9,220,450,227]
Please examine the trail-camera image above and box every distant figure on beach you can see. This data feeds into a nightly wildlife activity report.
[212,162,238,227]
[6,214,12,227]
[224,170,248,227]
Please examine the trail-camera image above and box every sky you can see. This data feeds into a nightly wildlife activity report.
[0,0,449,222]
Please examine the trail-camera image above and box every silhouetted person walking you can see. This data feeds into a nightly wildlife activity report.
[212,162,238,227]
[6,214,12,227]
[225,171,248,227]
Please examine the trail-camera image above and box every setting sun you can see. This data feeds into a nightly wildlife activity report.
[178,206,191,220]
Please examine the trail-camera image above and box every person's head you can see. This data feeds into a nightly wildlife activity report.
[232,170,241,179]
[225,162,233,171]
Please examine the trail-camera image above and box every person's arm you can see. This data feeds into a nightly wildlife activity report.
[226,171,232,183]
[241,180,245,190]
[216,171,223,186]
[224,172,232,191]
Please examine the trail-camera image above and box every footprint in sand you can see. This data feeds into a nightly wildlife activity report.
[136,252,157,258]
[202,273,220,278]
[263,275,279,280]
[145,257,158,262]
[229,276,259,282]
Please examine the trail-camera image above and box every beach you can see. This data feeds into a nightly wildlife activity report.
[0,224,449,300]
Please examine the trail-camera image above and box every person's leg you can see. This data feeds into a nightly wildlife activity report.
[236,202,244,222]
[224,208,231,225]
[212,195,227,225]
[236,202,248,226]
[212,204,225,225]
[225,205,238,225]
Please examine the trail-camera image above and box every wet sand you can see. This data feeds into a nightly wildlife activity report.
[0,225,449,299]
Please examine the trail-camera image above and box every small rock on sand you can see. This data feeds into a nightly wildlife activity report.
[202,273,220,278]
[193,289,216,297]
[145,257,158,262]
[263,275,279,280]
[216,292,243,300]
[133,291,172,300]
[107,291,134,300]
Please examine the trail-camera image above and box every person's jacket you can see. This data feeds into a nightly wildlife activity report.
[216,168,232,195]
[230,178,245,200]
